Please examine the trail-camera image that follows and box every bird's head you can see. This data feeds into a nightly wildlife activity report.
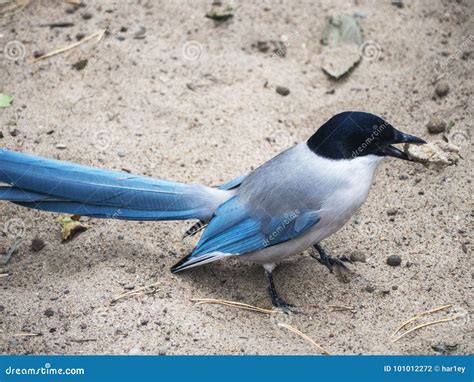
[307,111,426,161]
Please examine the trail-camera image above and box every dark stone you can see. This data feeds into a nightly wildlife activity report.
[276,86,290,96]
[72,59,88,71]
[427,117,447,134]
[435,81,450,97]
[387,255,402,267]
[365,285,376,293]
[44,308,54,317]
[350,251,367,263]
[31,238,45,252]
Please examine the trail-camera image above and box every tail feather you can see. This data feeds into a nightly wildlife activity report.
[0,149,229,221]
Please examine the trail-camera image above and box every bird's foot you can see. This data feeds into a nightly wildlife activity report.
[270,295,300,314]
[311,245,352,273]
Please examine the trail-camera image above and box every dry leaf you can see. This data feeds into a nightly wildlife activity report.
[56,215,90,241]
[321,45,361,79]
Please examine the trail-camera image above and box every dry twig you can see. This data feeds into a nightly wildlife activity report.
[191,298,275,314]
[110,281,160,304]
[31,29,106,63]
[278,323,331,355]
[390,304,461,343]
[391,304,452,338]
[391,317,461,343]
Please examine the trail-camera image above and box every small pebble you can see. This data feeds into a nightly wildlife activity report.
[435,81,450,97]
[72,59,88,71]
[33,50,44,58]
[82,12,93,20]
[9,128,20,137]
[44,308,54,317]
[76,33,85,41]
[0,131,4,139]
[134,26,146,40]
[391,0,404,8]
[256,41,270,53]
[31,238,45,252]
[386,208,399,216]
[386,255,402,267]
[350,251,366,263]
[140,319,149,326]
[365,285,376,293]
[56,144,67,150]
[124,284,135,290]
[276,86,290,96]
[426,116,447,134]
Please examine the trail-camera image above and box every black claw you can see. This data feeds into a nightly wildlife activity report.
[312,243,351,273]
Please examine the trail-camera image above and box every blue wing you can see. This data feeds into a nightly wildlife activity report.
[171,196,320,272]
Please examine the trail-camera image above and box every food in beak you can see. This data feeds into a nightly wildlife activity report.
[404,141,461,166]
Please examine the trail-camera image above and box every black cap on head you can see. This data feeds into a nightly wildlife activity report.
[307,111,426,161]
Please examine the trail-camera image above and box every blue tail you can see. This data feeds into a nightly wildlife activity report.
[0,149,229,221]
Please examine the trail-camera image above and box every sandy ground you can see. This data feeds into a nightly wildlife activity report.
[0,0,472,355]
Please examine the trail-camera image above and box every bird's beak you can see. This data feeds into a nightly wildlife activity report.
[383,131,426,161]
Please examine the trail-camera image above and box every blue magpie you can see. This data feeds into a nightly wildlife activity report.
[0,111,425,308]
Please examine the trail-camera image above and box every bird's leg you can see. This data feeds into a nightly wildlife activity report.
[311,243,352,273]
[264,265,294,311]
